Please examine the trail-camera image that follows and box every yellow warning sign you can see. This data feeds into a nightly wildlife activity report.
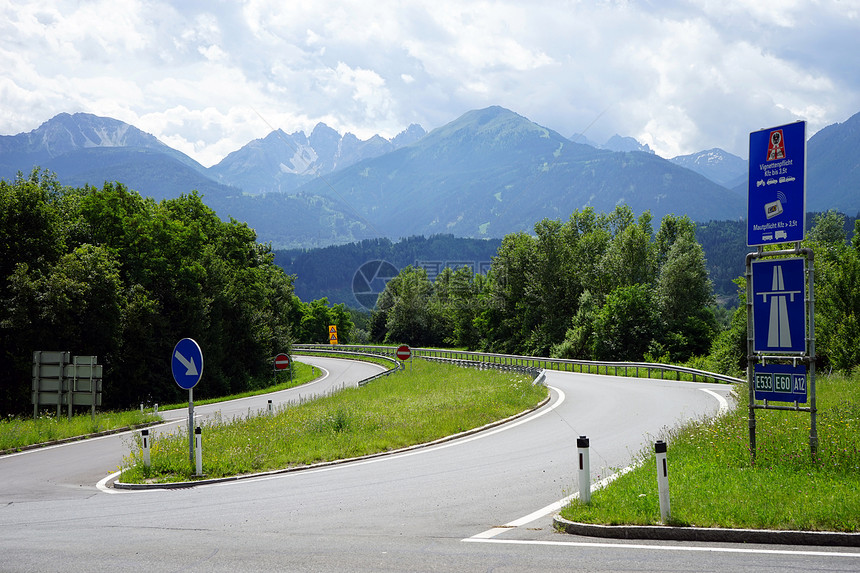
[329,333,338,345]
[329,325,337,334]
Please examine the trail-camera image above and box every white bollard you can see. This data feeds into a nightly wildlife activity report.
[655,440,670,522]
[268,399,273,414]
[154,403,158,414]
[195,426,203,476]
[141,429,151,468]
[140,403,144,413]
[577,435,591,504]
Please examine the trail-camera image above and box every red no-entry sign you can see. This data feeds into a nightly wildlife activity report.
[274,353,291,370]
[396,345,411,361]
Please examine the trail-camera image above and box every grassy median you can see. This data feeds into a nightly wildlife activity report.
[120,359,546,483]
[0,410,160,452]
[561,370,860,532]
[0,362,323,452]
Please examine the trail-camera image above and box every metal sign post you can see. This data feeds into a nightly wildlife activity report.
[745,120,815,461]
[172,338,203,470]
[746,247,816,460]
[188,388,194,467]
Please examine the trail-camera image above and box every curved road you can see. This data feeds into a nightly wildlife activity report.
[1,357,857,572]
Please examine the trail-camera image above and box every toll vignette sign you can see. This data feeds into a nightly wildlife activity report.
[747,121,806,247]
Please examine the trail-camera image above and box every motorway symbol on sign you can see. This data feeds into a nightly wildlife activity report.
[396,345,411,361]
[274,353,290,370]
[752,258,806,353]
[754,363,807,403]
[172,338,203,390]
[747,121,806,246]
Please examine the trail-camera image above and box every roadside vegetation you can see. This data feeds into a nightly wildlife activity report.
[0,410,159,452]
[1,361,323,451]
[119,360,546,483]
[158,361,322,410]
[561,369,860,532]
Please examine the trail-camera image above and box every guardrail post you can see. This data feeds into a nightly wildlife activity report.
[655,440,670,522]
[577,436,591,504]
[141,429,151,468]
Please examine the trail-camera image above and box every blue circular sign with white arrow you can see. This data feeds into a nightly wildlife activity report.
[172,338,203,390]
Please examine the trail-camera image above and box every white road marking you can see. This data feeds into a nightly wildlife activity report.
[469,466,637,539]
[467,385,732,540]
[700,387,730,415]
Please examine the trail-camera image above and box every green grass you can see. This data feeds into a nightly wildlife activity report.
[120,359,546,483]
[1,361,322,450]
[560,370,860,532]
[0,410,160,452]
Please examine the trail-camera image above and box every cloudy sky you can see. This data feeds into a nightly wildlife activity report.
[2,0,859,167]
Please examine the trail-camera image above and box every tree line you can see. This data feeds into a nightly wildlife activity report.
[0,170,351,416]
[4,169,857,415]
[370,206,718,361]
[369,207,860,377]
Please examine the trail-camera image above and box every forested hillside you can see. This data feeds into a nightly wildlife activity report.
[365,207,718,363]
[0,170,295,415]
[275,235,502,308]
[367,208,860,377]
[4,168,859,416]
[695,214,858,304]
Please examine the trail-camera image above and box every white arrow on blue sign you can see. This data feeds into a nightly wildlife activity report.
[172,338,203,390]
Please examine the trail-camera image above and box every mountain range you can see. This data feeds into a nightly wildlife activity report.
[1,108,858,248]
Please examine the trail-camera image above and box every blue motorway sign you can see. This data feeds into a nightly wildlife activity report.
[172,338,203,390]
[754,363,807,403]
[752,257,806,353]
[748,121,806,246]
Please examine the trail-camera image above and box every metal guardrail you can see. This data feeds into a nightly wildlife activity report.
[293,344,744,385]
[291,347,402,386]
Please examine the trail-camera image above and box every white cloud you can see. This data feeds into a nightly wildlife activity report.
[0,0,858,165]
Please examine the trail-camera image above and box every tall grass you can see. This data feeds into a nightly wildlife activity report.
[561,370,860,532]
[120,360,546,483]
[0,410,159,452]
[1,362,322,450]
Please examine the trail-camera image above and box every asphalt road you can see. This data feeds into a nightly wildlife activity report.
[1,357,858,572]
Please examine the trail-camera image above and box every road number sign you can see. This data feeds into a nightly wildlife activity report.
[396,345,411,361]
[754,362,807,403]
[274,353,290,371]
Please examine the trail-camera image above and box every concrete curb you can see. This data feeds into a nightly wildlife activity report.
[113,393,553,490]
[553,515,860,547]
